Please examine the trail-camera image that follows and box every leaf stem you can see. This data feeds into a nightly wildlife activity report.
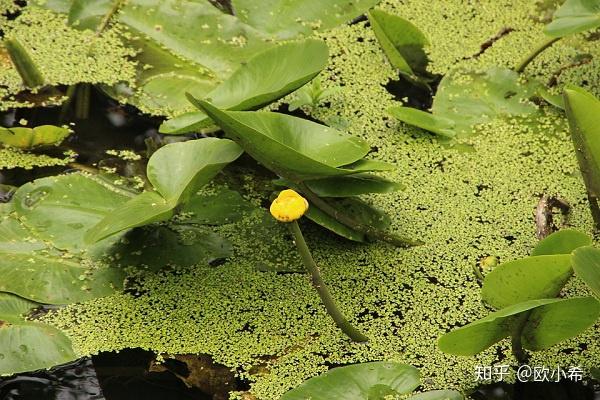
[289,221,369,342]
[296,182,423,247]
[515,36,560,73]
[510,313,530,364]
[96,0,124,36]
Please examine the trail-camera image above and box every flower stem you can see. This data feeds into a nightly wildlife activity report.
[515,36,560,73]
[297,182,423,247]
[289,221,369,342]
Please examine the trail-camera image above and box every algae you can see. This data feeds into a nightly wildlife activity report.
[37,0,600,399]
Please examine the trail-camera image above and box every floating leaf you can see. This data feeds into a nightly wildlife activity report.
[0,125,71,149]
[367,10,429,78]
[545,0,600,38]
[179,187,254,225]
[481,254,573,309]
[281,362,420,400]
[388,67,539,138]
[0,315,77,375]
[146,138,243,204]
[564,86,600,207]
[160,40,329,134]
[232,0,381,40]
[531,229,591,256]
[12,173,130,251]
[0,293,38,316]
[190,100,393,181]
[522,296,600,350]
[305,197,391,242]
[438,298,597,356]
[572,246,600,298]
[408,390,464,400]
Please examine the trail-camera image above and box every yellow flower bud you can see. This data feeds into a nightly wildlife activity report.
[270,189,309,222]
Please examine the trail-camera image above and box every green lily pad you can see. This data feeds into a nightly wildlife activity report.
[531,229,592,256]
[572,246,600,299]
[303,174,404,197]
[0,125,71,149]
[0,293,38,316]
[190,100,393,181]
[564,86,600,204]
[160,39,329,134]
[281,361,420,400]
[388,67,540,139]
[367,9,429,79]
[481,254,573,309]
[232,0,381,40]
[0,315,77,376]
[408,390,464,400]
[438,297,596,356]
[179,187,254,225]
[545,0,600,38]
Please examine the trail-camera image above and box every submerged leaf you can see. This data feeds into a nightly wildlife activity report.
[160,40,329,134]
[281,362,420,400]
[179,187,254,225]
[545,0,600,38]
[572,246,600,299]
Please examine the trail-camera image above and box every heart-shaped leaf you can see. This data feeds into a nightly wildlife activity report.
[146,138,243,204]
[439,297,598,356]
[232,0,381,40]
[531,229,592,256]
[281,362,420,400]
[190,100,393,181]
[367,10,429,79]
[545,0,600,38]
[388,67,540,138]
[564,86,600,204]
[160,39,329,134]
[572,246,600,299]
[481,254,573,309]
[0,125,71,149]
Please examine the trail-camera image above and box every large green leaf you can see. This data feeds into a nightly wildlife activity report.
[190,100,393,180]
[303,175,404,197]
[564,86,600,202]
[0,293,38,316]
[0,315,77,375]
[281,362,420,400]
[481,255,573,309]
[84,191,174,244]
[545,0,600,38]
[522,296,600,350]
[438,298,597,356]
[408,390,464,400]
[305,197,391,242]
[146,138,243,204]
[12,173,130,251]
[232,0,381,40]
[367,10,428,78]
[179,187,254,225]
[531,229,592,256]
[388,67,540,138]
[0,125,71,149]
[572,246,600,298]
[160,40,329,134]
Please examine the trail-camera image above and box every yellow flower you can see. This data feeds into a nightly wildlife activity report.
[270,189,309,222]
